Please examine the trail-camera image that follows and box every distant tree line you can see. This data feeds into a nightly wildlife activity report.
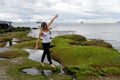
[12,27,31,32]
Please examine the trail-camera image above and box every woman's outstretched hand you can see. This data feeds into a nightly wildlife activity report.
[47,14,59,27]
[55,14,59,18]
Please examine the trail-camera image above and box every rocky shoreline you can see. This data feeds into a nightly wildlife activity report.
[0,31,120,80]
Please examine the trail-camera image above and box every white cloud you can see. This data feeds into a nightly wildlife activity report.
[93,0,120,13]
[0,0,120,23]
[0,13,21,21]
[29,14,52,22]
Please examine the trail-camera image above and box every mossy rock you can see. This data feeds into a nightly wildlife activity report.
[0,42,6,47]
[81,40,113,48]
[0,51,72,80]
[0,32,28,38]
[49,73,73,80]
[10,40,39,49]
[9,32,28,38]
[58,34,86,41]
[0,49,29,58]
[12,27,31,32]
[0,32,29,43]
[51,46,120,66]
[0,37,12,42]
[51,34,86,47]
[0,57,48,80]
[51,34,120,80]
[51,46,120,79]
[16,36,36,43]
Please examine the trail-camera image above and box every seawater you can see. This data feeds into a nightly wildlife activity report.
[13,22,120,51]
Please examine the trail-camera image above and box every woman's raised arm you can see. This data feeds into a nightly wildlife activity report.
[47,14,59,27]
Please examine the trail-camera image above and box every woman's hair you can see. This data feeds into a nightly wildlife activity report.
[40,22,49,31]
[40,22,51,34]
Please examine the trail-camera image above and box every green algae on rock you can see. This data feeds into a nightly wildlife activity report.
[0,49,29,58]
[50,34,120,80]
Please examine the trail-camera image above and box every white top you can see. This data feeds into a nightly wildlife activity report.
[41,31,50,43]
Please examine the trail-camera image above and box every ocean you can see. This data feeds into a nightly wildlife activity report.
[13,22,120,51]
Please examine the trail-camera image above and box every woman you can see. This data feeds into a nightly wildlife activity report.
[35,14,58,67]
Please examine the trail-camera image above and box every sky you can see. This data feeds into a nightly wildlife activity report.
[0,0,120,23]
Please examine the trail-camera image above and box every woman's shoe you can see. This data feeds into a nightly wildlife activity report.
[50,64,56,68]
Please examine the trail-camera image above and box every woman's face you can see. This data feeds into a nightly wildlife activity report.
[43,24,47,29]
[41,22,47,30]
